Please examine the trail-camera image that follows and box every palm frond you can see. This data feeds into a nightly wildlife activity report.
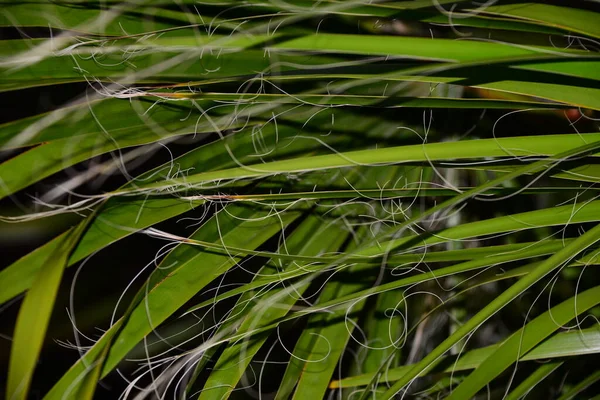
[1,1,600,399]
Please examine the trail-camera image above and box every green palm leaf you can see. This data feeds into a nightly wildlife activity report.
[2,1,599,399]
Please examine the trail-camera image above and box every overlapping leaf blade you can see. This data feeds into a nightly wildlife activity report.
[1,1,599,399]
